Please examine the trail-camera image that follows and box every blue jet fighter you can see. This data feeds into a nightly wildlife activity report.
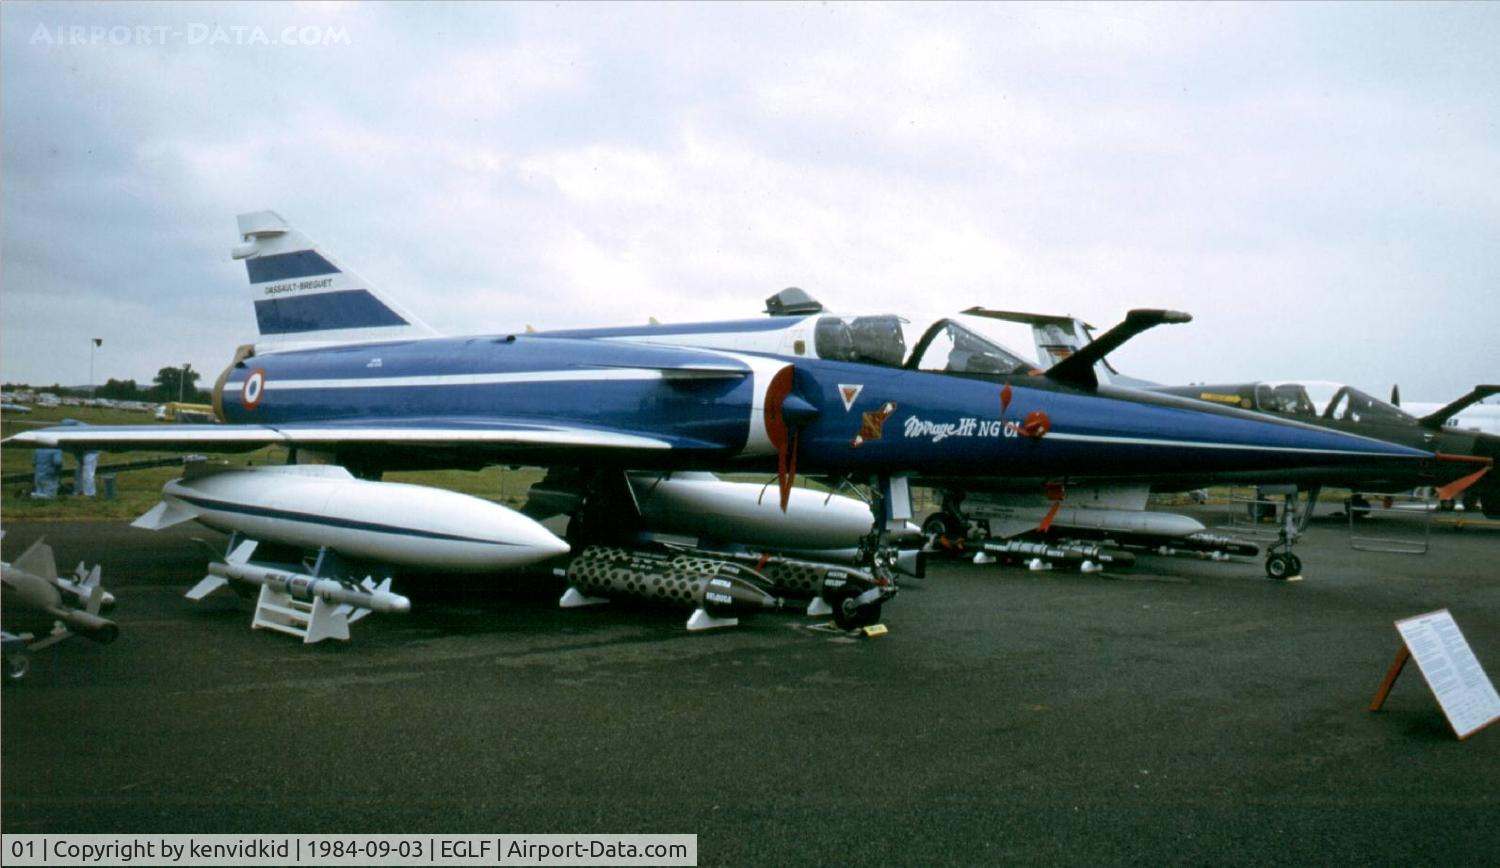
[5,213,1436,629]
[533,290,1473,577]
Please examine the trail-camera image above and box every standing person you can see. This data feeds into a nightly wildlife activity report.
[72,448,101,496]
[31,447,62,498]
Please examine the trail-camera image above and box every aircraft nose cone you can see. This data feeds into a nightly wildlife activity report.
[1226,408,1434,461]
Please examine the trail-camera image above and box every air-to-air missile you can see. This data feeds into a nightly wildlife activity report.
[972,538,1135,573]
[134,463,571,571]
[188,540,411,644]
[0,538,119,645]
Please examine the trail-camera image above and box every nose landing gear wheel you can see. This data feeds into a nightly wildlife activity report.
[1265,553,1302,580]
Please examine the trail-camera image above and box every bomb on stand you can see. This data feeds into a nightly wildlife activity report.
[558,546,784,631]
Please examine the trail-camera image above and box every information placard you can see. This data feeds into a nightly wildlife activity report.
[1393,609,1500,740]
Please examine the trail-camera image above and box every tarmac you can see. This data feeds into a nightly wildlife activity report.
[2,507,1498,866]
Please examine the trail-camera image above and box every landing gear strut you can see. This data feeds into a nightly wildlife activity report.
[832,475,904,630]
[1262,486,1316,581]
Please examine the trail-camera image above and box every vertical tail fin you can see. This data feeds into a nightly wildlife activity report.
[231,211,438,350]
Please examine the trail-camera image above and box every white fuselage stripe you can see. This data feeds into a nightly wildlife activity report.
[226,368,672,391]
[1046,431,1401,457]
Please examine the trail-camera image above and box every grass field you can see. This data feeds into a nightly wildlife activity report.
[0,404,543,522]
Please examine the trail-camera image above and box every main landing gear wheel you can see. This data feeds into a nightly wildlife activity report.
[923,512,962,538]
[3,652,29,684]
[922,512,965,554]
[1265,553,1301,581]
[833,595,883,631]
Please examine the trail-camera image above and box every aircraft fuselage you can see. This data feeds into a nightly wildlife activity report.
[214,332,1430,484]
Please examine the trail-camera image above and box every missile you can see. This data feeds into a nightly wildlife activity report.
[1143,531,1260,561]
[134,464,570,572]
[974,539,1135,571]
[199,560,412,614]
[558,546,783,631]
[1177,533,1259,558]
[1,540,119,644]
[628,472,874,550]
[187,540,410,643]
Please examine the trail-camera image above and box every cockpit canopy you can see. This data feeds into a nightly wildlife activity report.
[813,314,907,367]
[811,314,1038,377]
[1252,381,1416,425]
[908,318,1037,376]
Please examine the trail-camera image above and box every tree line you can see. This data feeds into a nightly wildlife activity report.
[5,366,211,403]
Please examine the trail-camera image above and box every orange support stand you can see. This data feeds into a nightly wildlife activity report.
[1368,645,1412,712]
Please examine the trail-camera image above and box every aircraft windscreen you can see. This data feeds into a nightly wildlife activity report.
[909,320,1034,376]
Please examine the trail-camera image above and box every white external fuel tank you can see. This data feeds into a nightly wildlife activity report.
[134,464,570,571]
[627,472,874,550]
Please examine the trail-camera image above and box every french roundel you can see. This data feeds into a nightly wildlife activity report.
[241,368,268,410]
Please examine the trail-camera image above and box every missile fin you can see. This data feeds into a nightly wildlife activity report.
[341,577,376,623]
[85,584,106,615]
[13,539,58,581]
[304,598,352,643]
[225,540,258,565]
[131,500,199,531]
[186,575,229,601]
[806,597,834,617]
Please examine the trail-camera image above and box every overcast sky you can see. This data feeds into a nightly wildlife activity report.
[3,1,1497,400]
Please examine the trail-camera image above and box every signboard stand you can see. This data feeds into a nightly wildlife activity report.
[1368,609,1500,740]
[1367,646,1412,713]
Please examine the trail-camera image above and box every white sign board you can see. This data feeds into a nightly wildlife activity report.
[1395,609,1500,739]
